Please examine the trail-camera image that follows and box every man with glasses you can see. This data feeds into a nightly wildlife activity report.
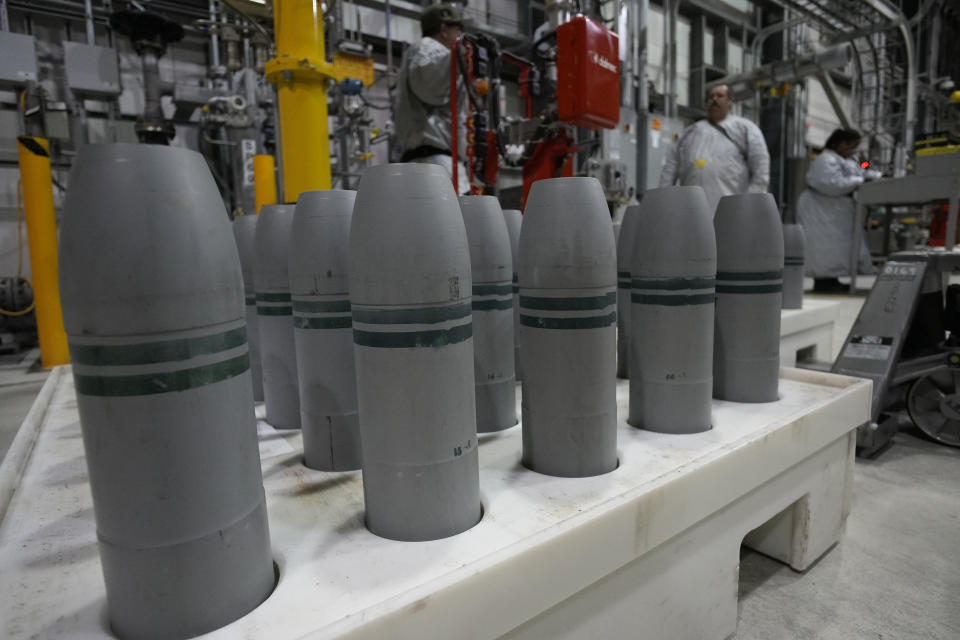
[394,3,468,192]
[659,84,771,211]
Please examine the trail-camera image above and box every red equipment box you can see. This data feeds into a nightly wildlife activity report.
[556,15,620,130]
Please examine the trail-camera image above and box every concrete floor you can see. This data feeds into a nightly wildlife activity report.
[1,286,958,639]
[0,379,45,458]
[0,349,46,462]
[737,287,960,640]
[737,428,960,640]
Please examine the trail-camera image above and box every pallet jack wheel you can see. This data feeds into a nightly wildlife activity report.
[906,369,960,447]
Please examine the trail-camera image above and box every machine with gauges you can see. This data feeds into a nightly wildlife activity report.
[449,13,621,204]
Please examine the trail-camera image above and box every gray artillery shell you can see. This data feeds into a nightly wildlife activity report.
[233,215,265,401]
[290,190,361,470]
[713,193,783,402]
[350,163,481,541]
[255,204,301,429]
[629,186,716,434]
[616,204,642,379]
[782,223,806,309]
[519,177,618,477]
[503,208,523,382]
[59,143,273,640]
[461,196,517,432]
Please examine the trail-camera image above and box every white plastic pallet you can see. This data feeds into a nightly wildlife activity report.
[0,366,870,639]
[780,298,841,366]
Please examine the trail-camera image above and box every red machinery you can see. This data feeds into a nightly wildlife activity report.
[451,15,620,206]
[556,15,621,130]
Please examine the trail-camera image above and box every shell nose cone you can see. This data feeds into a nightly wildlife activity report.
[459,195,512,283]
[519,177,616,289]
[459,195,503,223]
[295,189,357,219]
[782,223,806,310]
[714,193,784,270]
[290,190,356,295]
[616,204,642,271]
[255,204,296,289]
[351,163,470,305]
[233,215,258,284]
[502,208,522,256]
[783,222,806,253]
[633,186,715,278]
[60,143,242,336]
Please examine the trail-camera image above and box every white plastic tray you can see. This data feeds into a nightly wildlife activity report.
[0,366,870,639]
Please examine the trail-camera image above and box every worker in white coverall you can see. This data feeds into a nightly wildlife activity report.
[796,128,874,294]
[659,85,771,212]
[394,3,469,193]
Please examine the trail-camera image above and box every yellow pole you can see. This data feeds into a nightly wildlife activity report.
[266,0,332,203]
[16,136,69,368]
[253,154,277,213]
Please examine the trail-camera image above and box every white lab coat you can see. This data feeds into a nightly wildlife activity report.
[659,115,771,212]
[796,149,873,278]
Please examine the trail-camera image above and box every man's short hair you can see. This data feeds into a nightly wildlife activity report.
[421,3,464,37]
[706,84,732,101]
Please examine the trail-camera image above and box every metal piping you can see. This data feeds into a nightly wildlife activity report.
[924,12,941,132]
[209,0,221,69]
[663,0,678,118]
[84,0,94,43]
[846,40,868,140]
[711,43,854,100]
[1,0,8,32]
[618,0,631,109]
[796,0,924,171]
[750,17,806,68]
[909,0,942,27]
[816,71,853,129]
[220,0,271,42]
[636,0,648,194]
[332,0,343,54]
[838,33,883,145]
[141,49,163,131]
[860,0,916,175]
[385,0,392,80]
[750,16,806,122]
[765,0,844,33]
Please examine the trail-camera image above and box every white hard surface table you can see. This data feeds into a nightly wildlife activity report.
[0,366,870,639]
[780,297,841,365]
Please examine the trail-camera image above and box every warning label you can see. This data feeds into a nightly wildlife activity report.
[842,335,894,361]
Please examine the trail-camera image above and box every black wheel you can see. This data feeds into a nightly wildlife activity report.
[906,370,960,447]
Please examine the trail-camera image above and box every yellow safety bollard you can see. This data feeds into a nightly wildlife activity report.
[16,136,69,368]
[253,154,278,214]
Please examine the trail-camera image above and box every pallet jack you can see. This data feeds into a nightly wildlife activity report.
[833,251,960,456]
